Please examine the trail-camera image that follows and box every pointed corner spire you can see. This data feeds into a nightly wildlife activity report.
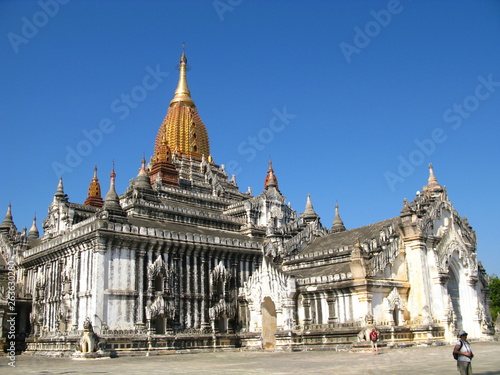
[302,194,319,222]
[103,164,123,212]
[0,204,15,232]
[264,160,279,191]
[52,177,69,205]
[84,166,104,208]
[28,214,40,239]
[135,156,152,189]
[428,163,438,185]
[4,203,13,222]
[170,45,193,106]
[55,177,65,197]
[109,162,116,191]
[424,163,443,193]
[331,203,346,233]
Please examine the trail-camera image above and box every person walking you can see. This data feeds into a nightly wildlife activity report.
[369,328,379,355]
[453,330,473,375]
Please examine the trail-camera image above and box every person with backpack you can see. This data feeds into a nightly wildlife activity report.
[369,328,379,355]
[453,330,474,374]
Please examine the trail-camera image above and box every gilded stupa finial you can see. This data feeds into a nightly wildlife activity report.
[152,48,210,164]
[171,44,193,105]
[264,160,279,190]
[84,165,104,207]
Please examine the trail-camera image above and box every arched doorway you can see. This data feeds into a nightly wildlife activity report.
[393,306,399,326]
[261,297,277,350]
[153,314,165,334]
[447,267,462,329]
[218,313,228,333]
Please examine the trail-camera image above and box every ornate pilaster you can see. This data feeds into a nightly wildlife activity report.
[281,297,296,330]
[146,249,153,293]
[244,256,250,278]
[136,250,146,329]
[193,254,200,328]
[56,258,64,332]
[200,254,209,329]
[404,239,433,320]
[326,292,337,324]
[173,252,181,330]
[356,286,373,326]
[310,294,318,324]
[185,252,192,328]
[92,239,107,330]
[302,295,312,325]
[433,272,450,323]
[180,252,186,330]
[50,260,57,331]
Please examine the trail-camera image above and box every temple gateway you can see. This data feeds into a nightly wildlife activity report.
[0,51,495,355]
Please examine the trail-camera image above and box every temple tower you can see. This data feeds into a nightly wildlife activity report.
[149,48,212,186]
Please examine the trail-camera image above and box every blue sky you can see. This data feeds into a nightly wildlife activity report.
[1,0,499,275]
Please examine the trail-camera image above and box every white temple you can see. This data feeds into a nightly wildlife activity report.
[0,51,494,356]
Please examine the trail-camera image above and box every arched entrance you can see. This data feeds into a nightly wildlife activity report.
[153,314,165,334]
[392,306,400,326]
[218,313,228,333]
[261,297,277,350]
[447,267,462,329]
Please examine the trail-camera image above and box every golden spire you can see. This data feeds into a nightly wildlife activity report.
[152,46,211,162]
[170,44,194,106]
[84,166,104,207]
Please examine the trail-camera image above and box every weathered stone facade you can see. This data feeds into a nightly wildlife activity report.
[243,168,495,348]
[0,51,494,356]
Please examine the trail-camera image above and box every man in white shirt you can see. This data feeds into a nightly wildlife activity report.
[453,330,473,375]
